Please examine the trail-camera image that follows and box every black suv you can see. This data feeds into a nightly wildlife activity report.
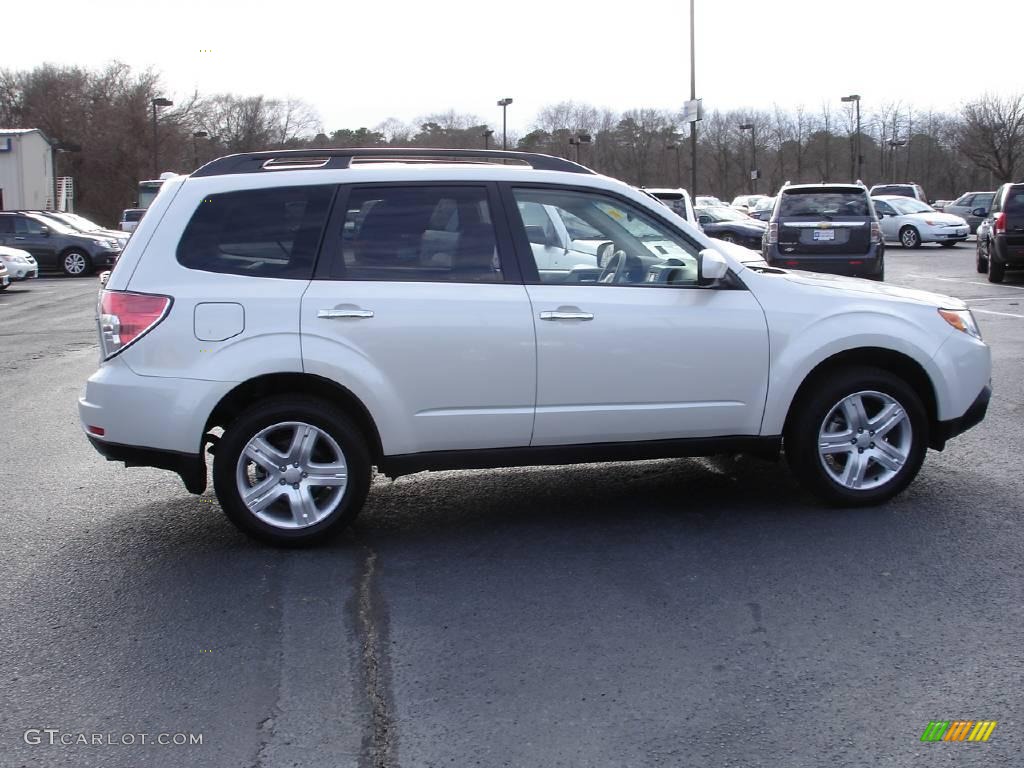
[976,182,1024,283]
[763,183,884,280]
[0,212,121,276]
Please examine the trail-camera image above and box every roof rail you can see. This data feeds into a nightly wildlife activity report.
[191,147,595,178]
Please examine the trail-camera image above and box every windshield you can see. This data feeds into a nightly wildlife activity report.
[889,198,933,215]
[752,197,775,211]
[29,215,73,234]
[63,214,103,231]
[699,206,750,223]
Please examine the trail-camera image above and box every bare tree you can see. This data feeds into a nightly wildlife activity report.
[958,93,1024,183]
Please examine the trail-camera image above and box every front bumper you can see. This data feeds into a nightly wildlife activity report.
[6,263,38,280]
[923,226,969,242]
[92,250,120,267]
[931,385,991,449]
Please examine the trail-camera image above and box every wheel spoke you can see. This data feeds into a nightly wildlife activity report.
[305,461,347,487]
[870,403,906,439]
[244,477,285,513]
[288,425,317,465]
[819,431,855,455]
[840,451,869,489]
[288,486,320,524]
[872,439,907,472]
[245,436,288,472]
[841,395,869,431]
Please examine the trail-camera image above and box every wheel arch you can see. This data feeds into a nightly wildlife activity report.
[204,372,384,463]
[781,347,939,445]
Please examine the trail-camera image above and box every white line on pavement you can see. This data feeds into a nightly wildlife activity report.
[966,296,1024,302]
[906,274,1024,291]
[974,309,1024,319]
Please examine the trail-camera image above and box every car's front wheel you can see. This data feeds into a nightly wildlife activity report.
[899,226,922,249]
[61,249,93,276]
[213,395,372,545]
[976,239,988,273]
[785,366,927,506]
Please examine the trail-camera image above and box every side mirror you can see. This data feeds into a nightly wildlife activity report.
[39,225,51,236]
[524,225,547,246]
[698,248,729,285]
[698,215,712,225]
[971,207,988,217]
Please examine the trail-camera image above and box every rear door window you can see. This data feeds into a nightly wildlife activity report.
[1005,188,1024,215]
[177,185,335,278]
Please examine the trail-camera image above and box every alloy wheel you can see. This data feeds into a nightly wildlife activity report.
[817,390,912,491]
[235,421,349,529]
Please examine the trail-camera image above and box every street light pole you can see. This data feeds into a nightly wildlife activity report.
[689,0,698,195]
[569,133,591,164]
[739,123,756,193]
[192,130,208,170]
[667,143,682,187]
[151,97,173,178]
[483,129,494,150]
[497,98,513,150]
[841,94,861,181]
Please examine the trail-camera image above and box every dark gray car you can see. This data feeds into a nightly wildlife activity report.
[0,212,121,276]
[944,191,995,234]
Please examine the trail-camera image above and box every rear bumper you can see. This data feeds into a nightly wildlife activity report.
[931,384,991,449]
[765,245,883,278]
[86,435,207,493]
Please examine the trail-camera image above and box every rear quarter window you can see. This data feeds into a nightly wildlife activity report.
[1005,188,1024,214]
[176,185,334,278]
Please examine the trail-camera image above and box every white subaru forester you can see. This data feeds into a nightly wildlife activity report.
[80,149,991,545]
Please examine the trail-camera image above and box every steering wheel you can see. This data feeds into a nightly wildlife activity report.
[595,241,616,268]
[598,249,629,284]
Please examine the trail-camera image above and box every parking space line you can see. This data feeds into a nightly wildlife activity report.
[906,274,1024,291]
[966,297,1024,302]
[974,309,1024,319]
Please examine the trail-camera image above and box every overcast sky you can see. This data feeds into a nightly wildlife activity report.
[11,0,1020,133]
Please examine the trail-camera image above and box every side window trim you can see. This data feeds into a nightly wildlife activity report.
[312,181,521,284]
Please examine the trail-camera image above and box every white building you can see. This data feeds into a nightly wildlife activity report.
[0,128,55,210]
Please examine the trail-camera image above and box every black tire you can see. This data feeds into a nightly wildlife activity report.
[0,282,8,291]
[61,249,93,277]
[213,395,372,546]
[939,240,959,248]
[784,366,928,506]
[899,226,921,249]
[987,250,1005,283]
[976,240,988,273]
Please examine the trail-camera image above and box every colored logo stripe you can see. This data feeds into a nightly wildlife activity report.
[921,721,996,742]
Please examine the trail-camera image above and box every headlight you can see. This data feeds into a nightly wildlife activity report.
[939,308,982,341]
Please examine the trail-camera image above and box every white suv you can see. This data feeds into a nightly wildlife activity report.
[80,149,992,545]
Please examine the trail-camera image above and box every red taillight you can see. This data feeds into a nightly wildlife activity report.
[767,222,779,244]
[87,425,105,436]
[785,260,799,266]
[849,260,863,265]
[995,212,1007,234]
[870,221,881,243]
[98,290,171,360]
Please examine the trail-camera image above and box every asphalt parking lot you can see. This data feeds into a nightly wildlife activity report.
[1,242,1021,768]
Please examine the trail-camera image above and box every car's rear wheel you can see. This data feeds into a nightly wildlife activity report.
[213,395,372,546]
[987,250,1005,283]
[976,239,988,273]
[61,249,93,276]
[899,226,921,249]
[785,366,927,506]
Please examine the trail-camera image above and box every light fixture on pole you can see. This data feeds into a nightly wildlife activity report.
[739,122,757,194]
[666,142,682,187]
[192,130,208,169]
[888,138,907,183]
[151,97,173,178]
[841,94,862,181]
[568,133,591,164]
[482,128,494,150]
[497,98,513,150]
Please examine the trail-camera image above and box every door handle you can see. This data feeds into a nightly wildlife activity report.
[14,236,26,241]
[539,310,594,321]
[318,308,374,319]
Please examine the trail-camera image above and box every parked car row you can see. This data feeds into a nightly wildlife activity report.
[0,211,121,276]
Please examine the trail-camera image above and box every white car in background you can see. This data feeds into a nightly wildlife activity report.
[871,195,970,248]
[696,195,724,207]
[642,188,698,228]
[0,245,38,284]
[731,194,768,215]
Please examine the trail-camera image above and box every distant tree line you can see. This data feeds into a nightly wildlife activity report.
[2,62,1022,225]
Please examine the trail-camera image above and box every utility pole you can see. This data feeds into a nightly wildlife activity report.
[689,0,698,194]
[497,98,513,150]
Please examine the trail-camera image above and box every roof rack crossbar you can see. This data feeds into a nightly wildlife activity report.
[192,148,595,178]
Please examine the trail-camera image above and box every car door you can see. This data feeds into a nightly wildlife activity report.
[504,184,770,447]
[13,215,57,266]
[874,200,900,240]
[301,183,537,457]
